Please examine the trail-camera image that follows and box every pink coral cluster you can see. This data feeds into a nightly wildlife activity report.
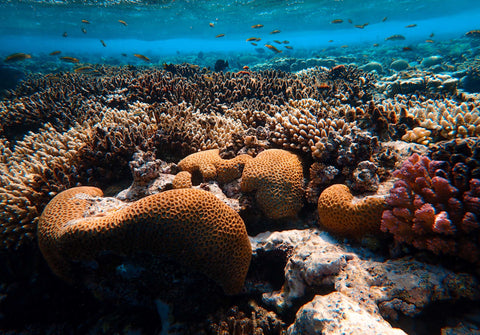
[381,153,480,264]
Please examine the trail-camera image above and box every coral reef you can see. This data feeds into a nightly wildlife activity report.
[38,186,252,295]
[317,184,386,238]
[241,149,304,220]
[381,153,480,265]
[172,171,193,189]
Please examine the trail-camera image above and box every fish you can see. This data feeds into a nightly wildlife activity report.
[74,66,96,73]
[270,29,281,34]
[382,16,387,22]
[425,39,434,43]
[285,45,293,50]
[60,56,79,63]
[264,44,282,53]
[283,40,289,44]
[385,34,406,41]
[402,46,412,51]
[62,32,68,37]
[341,45,348,48]
[405,24,417,28]
[430,32,435,38]
[373,43,379,47]
[273,40,282,44]
[49,50,61,56]
[251,42,258,46]
[81,19,90,24]
[215,34,225,38]
[134,54,150,62]
[331,19,343,24]
[121,53,127,57]
[466,30,480,38]
[355,23,368,29]
[209,22,215,27]
[4,52,32,62]
[81,27,87,34]
[243,66,249,70]
[251,24,264,28]
[246,37,261,42]
[348,19,352,24]
[118,20,128,26]
[328,40,334,42]
[100,40,107,47]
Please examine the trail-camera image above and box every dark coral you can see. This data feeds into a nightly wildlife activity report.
[381,153,480,265]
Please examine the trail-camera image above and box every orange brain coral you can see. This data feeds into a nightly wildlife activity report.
[178,149,252,183]
[172,171,193,189]
[240,149,304,219]
[317,184,386,237]
[38,186,252,295]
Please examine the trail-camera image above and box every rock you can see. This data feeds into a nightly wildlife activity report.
[360,61,383,73]
[390,59,409,71]
[287,293,407,335]
[421,55,443,68]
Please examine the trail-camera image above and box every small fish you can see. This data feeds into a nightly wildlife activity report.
[282,40,289,44]
[385,34,406,41]
[466,30,480,38]
[425,39,434,43]
[4,52,32,62]
[121,53,127,57]
[402,46,412,51]
[118,20,128,26]
[429,32,435,38]
[405,24,417,28]
[328,40,334,42]
[100,40,107,47]
[81,19,90,24]
[134,54,150,62]
[264,44,282,53]
[285,45,293,49]
[60,56,79,63]
[215,34,225,38]
[251,42,258,46]
[74,66,96,73]
[243,65,250,70]
[251,24,264,28]
[373,43,379,47]
[62,31,68,37]
[81,27,87,34]
[341,45,348,48]
[273,40,282,44]
[49,50,61,56]
[355,23,368,29]
[331,19,343,24]
[209,22,215,27]
[246,37,260,42]
[270,29,281,34]
[382,16,388,22]
[348,19,352,24]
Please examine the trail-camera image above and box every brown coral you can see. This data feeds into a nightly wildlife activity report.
[178,149,252,183]
[38,187,252,295]
[241,149,304,219]
[172,171,193,189]
[317,184,386,237]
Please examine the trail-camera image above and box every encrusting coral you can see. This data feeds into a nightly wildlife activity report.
[241,149,304,219]
[38,186,252,295]
[381,153,480,264]
[317,184,386,237]
[177,148,252,183]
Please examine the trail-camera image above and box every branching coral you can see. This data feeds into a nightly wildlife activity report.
[317,184,386,238]
[241,149,304,219]
[381,153,480,264]
[38,187,252,295]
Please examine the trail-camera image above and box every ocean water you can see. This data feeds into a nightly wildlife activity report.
[1,0,479,66]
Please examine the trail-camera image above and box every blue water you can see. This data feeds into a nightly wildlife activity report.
[0,0,479,65]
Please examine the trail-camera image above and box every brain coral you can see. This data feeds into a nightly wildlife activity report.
[178,149,252,183]
[172,171,193,189]
[240,149,304,219]
[381,153,480,264]
[317,184,386,237]
[38,187,252,295]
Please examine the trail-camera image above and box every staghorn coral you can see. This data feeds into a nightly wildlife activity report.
[241,149,304,220]
[172,171,193,189]
[178,149,252,183]
[317,184,386,238]
[381,153,480,264]
[38,186,252,295]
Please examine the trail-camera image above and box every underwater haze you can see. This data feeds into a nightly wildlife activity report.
[0,0,480,64]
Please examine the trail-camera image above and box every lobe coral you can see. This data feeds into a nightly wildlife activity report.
[38,186,252,295]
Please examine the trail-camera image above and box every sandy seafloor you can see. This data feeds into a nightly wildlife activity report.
[1,9,480,335]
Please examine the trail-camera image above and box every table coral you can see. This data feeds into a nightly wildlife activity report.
[178,149,252,183]
[240,149,304,220]
[381,153,480,264]
[317,184,386,238]
[38,186,252,295]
